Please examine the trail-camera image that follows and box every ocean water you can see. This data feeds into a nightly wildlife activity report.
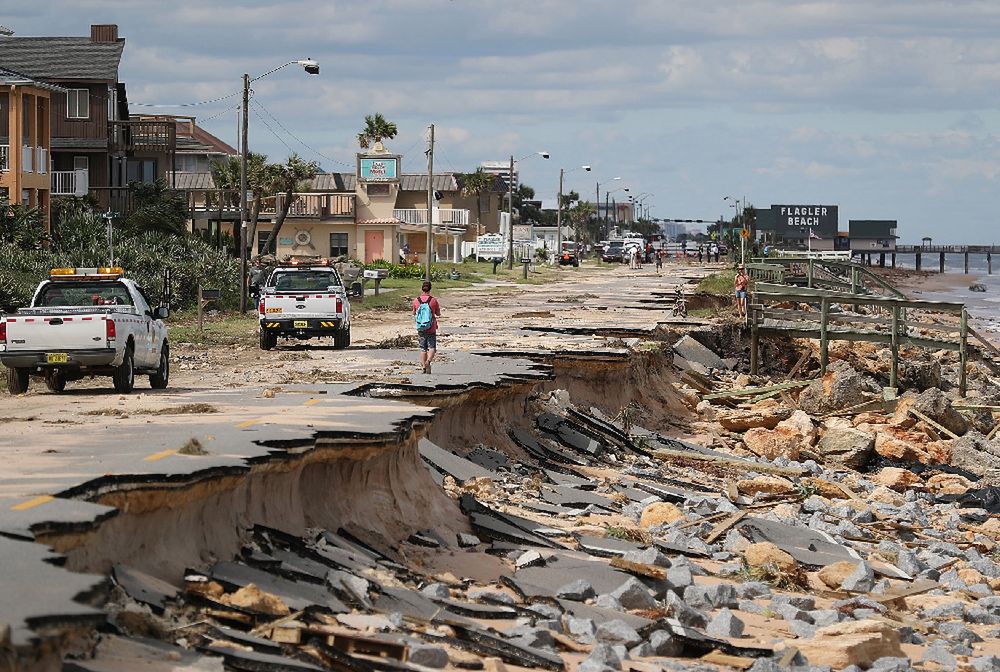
[893,254,1000,344]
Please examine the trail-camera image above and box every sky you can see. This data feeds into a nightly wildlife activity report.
[7,0,1000,243]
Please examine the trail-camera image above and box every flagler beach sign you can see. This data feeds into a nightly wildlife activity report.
[771,204,838,237]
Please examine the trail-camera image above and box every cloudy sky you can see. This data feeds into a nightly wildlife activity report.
[8,0,1000,242]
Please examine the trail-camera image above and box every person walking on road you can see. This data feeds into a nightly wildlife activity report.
[413,281,442,374]
[734,265,749,319]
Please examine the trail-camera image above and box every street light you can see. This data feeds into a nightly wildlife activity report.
[724,195,745,264]
[634,193,653,223]
[507,151,549,269]
[596,176,621,238]
[557,164,591,261]
[606,185,629,232]
[239,58,320,312]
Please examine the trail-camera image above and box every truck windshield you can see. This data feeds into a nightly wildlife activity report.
[36,281,134,307]
[270,271,339,292]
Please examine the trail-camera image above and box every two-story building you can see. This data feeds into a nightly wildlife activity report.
[0,67,57,229]
[0,24,176,216]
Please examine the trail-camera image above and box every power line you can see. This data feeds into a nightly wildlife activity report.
[250,98,352,169]
[200,103,241,122]
[131,89,242,108]
[249,103,297,155]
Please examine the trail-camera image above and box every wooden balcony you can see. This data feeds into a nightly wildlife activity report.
[260,193,355,219]
[393,208,469,227]
[109,120,177,154]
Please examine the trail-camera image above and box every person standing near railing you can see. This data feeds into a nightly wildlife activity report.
[734,265,749,319]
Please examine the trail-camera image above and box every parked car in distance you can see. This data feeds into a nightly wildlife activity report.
[559,244,579,267]
[601,242,625,263]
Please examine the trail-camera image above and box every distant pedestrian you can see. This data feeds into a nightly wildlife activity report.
[655,250,663,271]
[712,243,720,262]
[697,245,703,263]
[734,265,749,319]
[413,281,442,374]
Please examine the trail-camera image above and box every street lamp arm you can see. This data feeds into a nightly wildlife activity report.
[250,59,320,83]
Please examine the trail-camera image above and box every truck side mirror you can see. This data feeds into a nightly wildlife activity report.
[350,281,363,298]
[154,306,171,320]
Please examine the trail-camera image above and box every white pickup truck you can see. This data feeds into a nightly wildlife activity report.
[257,261,351,350]
[0,267,170,394]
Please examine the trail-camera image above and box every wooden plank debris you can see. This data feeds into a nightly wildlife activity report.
[701,650,756,669]
[701,379,814,401]
[653,447,807,477]
[908,408,961,440]
[609,557,666,581]
[704,511,747,544]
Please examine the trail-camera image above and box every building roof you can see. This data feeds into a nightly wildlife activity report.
[849,220,898,238]
[168,172,464,193]
[0,36,124,81]
[0,66,65,91]
[167,172,218,190]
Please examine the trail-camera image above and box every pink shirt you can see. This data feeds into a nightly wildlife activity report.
[412,294,441,333]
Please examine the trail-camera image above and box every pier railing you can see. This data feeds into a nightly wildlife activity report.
[748,257,907,299]
[749,283,969,395]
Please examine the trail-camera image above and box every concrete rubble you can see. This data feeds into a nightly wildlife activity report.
[18,272,1000,671]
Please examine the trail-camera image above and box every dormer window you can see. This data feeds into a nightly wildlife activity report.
[67,89,90,119]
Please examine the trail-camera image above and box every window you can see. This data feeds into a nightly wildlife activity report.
[126,159,156,184]
[330,233,349,257]
[73,156,89,172]
[270,271,338,292]
[176,155,204,172]
[66,89,90,119]
[257,231,276,254]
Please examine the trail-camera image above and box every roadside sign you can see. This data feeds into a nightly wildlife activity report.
[476,234,504,257]
[741,228,750,240]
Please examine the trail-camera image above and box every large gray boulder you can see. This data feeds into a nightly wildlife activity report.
[909,388,968,437]
[817,428,875,469]
[799,362,866,415]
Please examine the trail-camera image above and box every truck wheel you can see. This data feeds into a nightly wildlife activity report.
[45,370,67,393]
[7,367,29,395]
[149,343,170,389]
[260,329,277,351]
[334,324,351,349]
[113,346,135,393]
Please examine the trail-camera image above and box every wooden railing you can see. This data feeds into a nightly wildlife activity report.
[750,257,906,299]
[393,208,470,226]
[749,283,969,394]
[260,193,355,219]
[109,120,176,153]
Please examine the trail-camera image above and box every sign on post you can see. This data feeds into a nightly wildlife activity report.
[476,234,504,259]
[197,286,221,332]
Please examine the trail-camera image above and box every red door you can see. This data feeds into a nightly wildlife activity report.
[364,230,384,264]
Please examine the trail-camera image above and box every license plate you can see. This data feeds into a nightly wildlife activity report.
[47,353,68,364]
[293,320,308,329]
[266,307,282,313]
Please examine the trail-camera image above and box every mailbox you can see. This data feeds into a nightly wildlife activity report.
[200,288,222,300]
[363,269,389,280]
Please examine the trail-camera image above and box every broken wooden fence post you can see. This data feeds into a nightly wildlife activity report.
[890,305,900,392]
[819,297,829,373]
[960,306,968,397]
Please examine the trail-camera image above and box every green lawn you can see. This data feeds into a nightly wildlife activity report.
[167,311,258,346]
[696,271,737,296]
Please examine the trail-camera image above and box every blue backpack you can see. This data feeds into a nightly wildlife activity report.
[415,296,434,332]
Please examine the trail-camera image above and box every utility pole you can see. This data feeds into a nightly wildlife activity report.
[556,168,564,260]
[239,73,249,313]
[595,180,600,242]
[506,154,514,269]
[425,124,434,282]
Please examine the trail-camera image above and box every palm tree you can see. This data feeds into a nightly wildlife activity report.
[460,169,496,233]
[210,153,270,253]
[260,154,320,254]
[357,113,398,149]
[568,201,596,253]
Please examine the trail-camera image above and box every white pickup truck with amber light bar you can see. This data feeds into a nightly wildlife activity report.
[257,258,352,351]
[0,268,170,395]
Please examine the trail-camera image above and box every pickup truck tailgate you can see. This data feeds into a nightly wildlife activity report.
[4,312,109,351]
[262,293,343,319]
